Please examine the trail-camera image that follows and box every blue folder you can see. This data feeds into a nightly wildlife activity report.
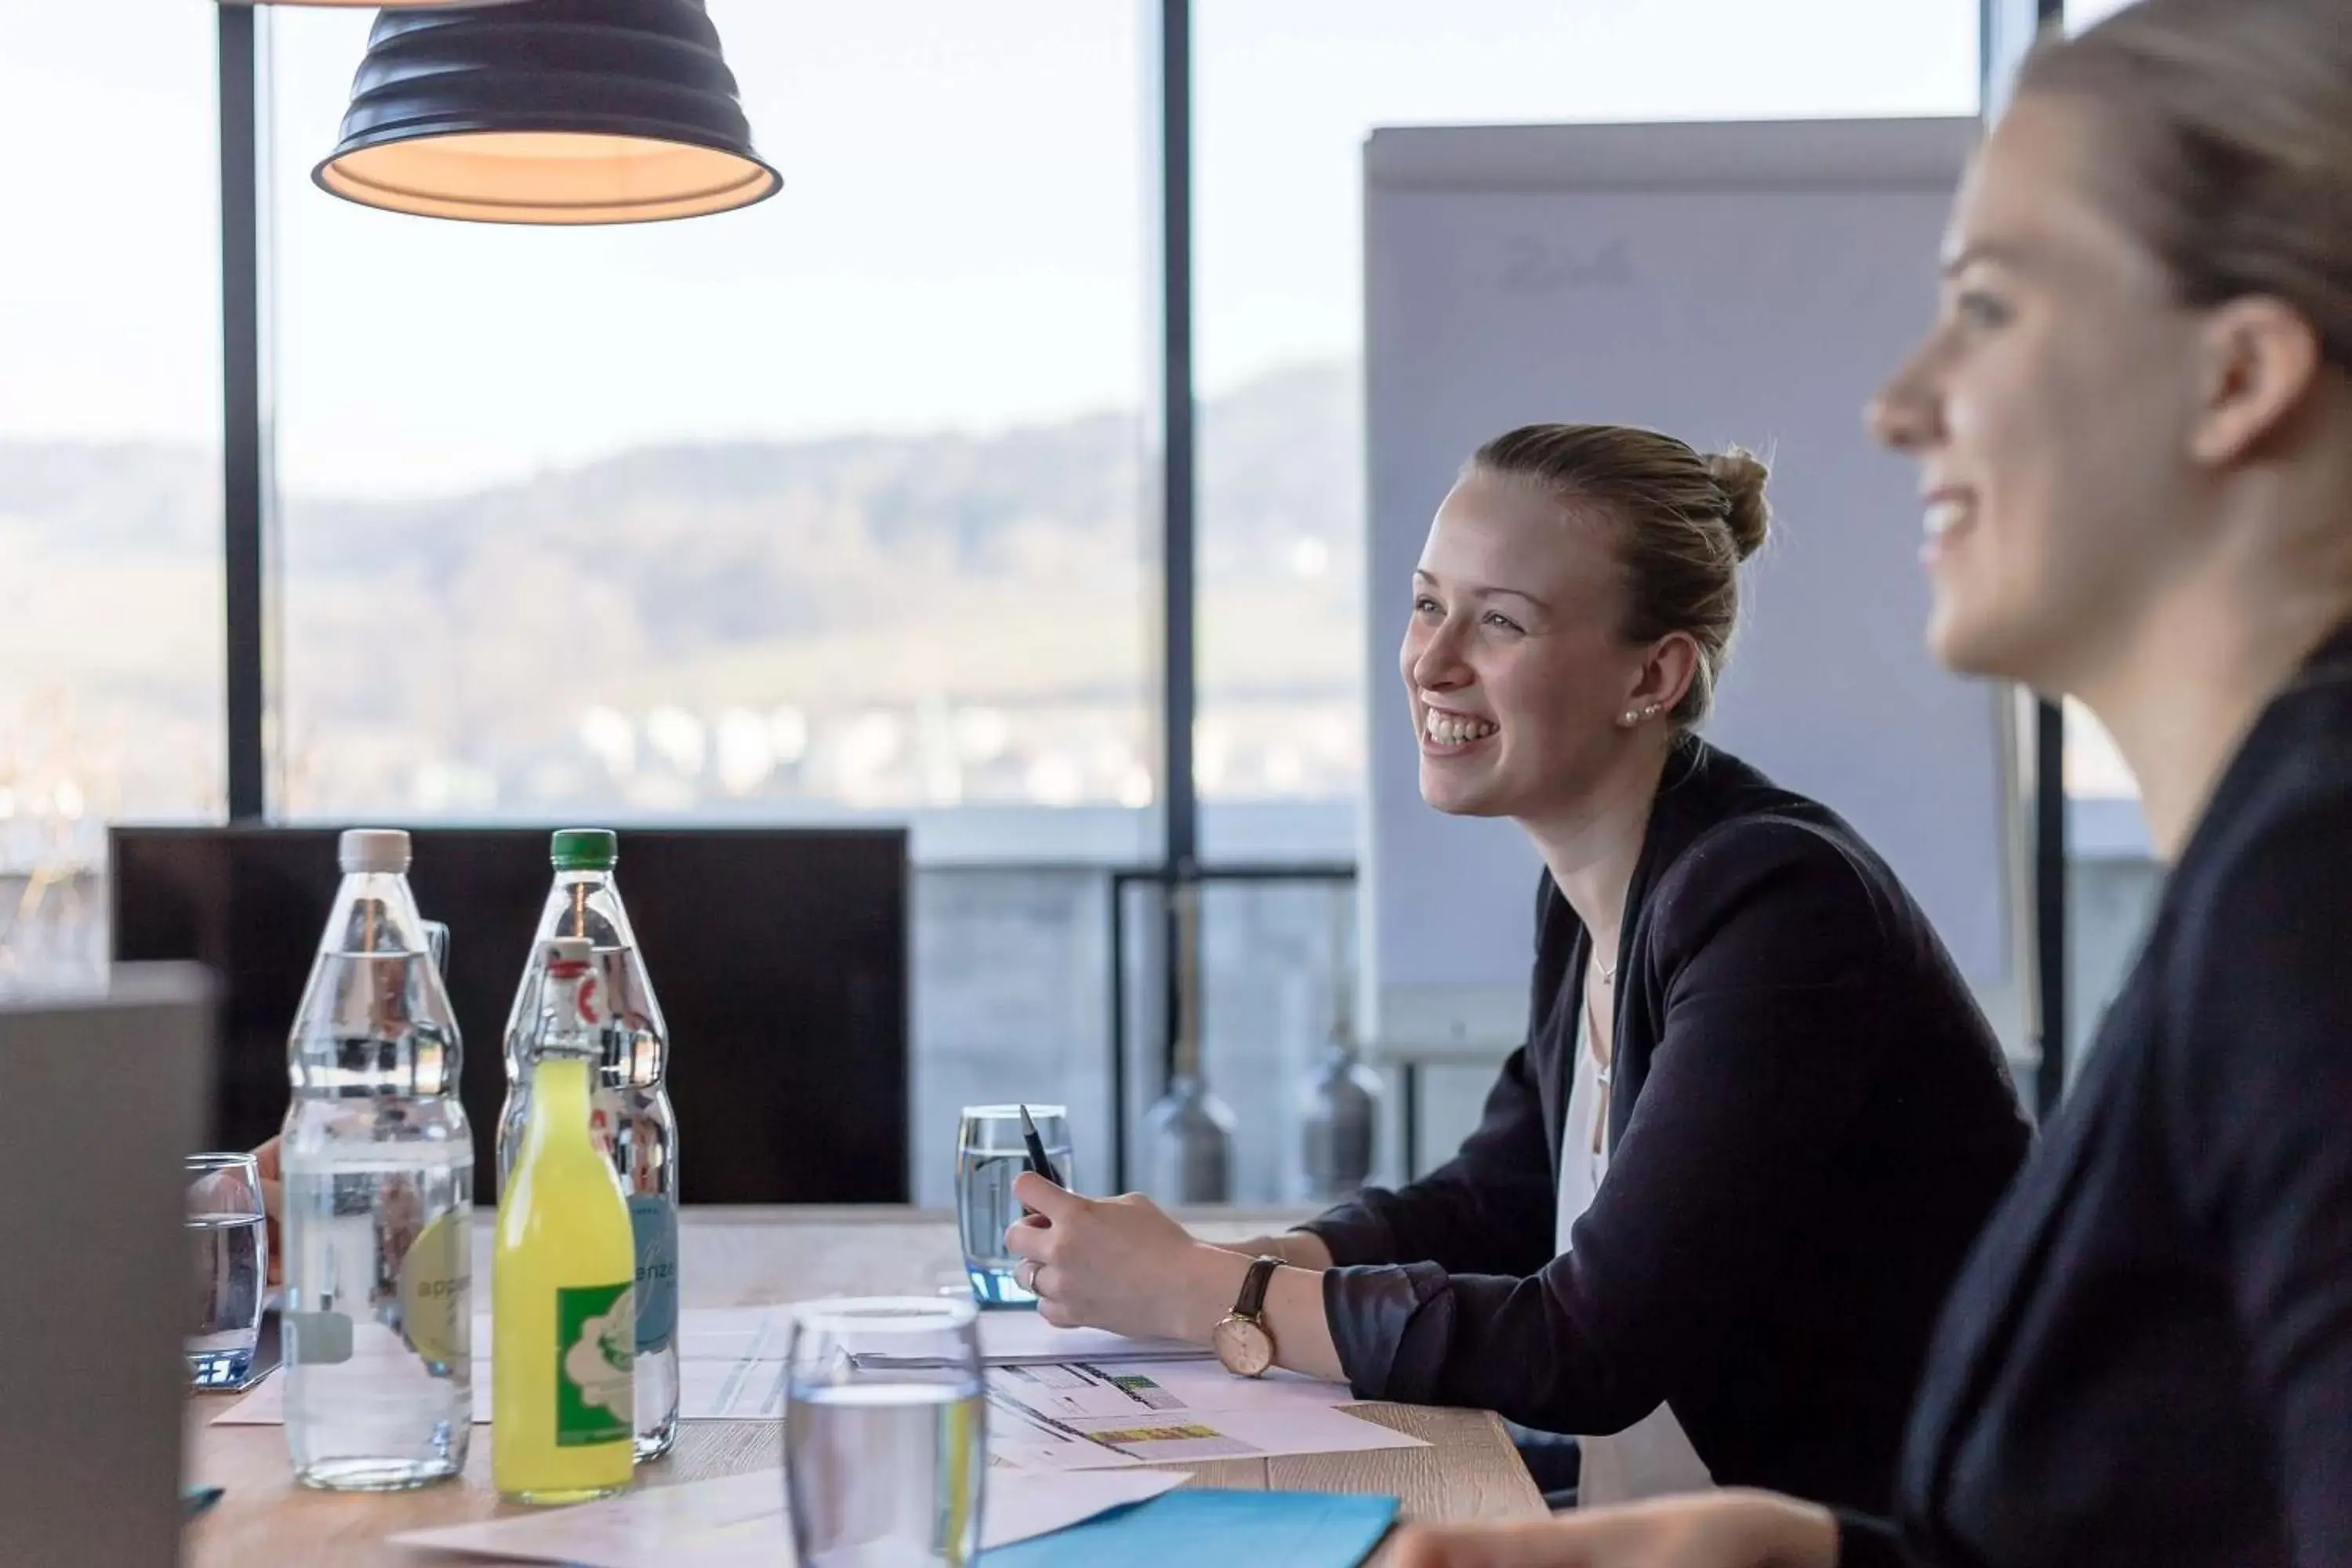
[984,1488,1399,1568]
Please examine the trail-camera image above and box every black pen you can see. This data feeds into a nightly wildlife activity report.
[1018,1103,1063,1188]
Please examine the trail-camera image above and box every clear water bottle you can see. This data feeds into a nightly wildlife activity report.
[495,829,679,1462]
[280,828,473,1491]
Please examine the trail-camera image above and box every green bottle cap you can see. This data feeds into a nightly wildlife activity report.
[550,828,619,872]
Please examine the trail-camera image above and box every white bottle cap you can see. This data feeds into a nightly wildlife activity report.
[547,935,593,964]
[338,829,411,874]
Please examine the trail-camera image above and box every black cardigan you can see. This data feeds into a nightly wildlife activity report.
[1841,623,2352,1568]
[1301,740,2031,1515]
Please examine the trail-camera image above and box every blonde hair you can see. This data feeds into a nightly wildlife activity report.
[2019,0,2352,371]
[1468,423,1770,726]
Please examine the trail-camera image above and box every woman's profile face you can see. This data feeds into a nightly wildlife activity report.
[1400,470,1649,822]
[1870,93,2207,692]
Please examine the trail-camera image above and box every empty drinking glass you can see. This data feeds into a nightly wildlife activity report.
[955,1105,1073,1306]
[785,1297,985,1568]
[186,1152,268,1388]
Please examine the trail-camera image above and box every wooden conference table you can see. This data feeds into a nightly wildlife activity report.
[186,1207,1547,1566]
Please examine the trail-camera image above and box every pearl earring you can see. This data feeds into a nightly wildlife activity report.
[1621,710,1639,727]
[1642,704,1661,720]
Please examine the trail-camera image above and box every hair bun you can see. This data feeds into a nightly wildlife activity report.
[1706,447,1772,561]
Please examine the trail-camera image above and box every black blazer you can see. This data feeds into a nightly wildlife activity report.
[1842,624,2352,1568]
[1301,740,2031,1514]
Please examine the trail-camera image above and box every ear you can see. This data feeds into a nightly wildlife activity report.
[2190,296,2325,466]
[1624,633,1701,721]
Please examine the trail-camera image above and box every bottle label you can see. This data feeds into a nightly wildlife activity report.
[629,1195,680,1353]
[555,1283,636,1447]
[397,1210,471,1367]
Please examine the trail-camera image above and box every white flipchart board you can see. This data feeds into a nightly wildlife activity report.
[1363,118,2010,1060]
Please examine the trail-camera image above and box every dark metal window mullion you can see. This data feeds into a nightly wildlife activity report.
[219,8,268,824]
[1154,0,1200,1108]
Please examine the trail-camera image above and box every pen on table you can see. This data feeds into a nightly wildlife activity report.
[1018,1103,1062,1187]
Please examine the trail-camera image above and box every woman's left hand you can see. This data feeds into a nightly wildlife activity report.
[1003,1173,1237,1341]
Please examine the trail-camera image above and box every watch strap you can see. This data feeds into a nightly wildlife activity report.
[1235,1254,1280,1319]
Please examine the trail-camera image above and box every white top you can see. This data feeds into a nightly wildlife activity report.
[337,828,410,873]
[1556,997,1715,1507]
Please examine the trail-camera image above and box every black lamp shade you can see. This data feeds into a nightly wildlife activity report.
[314,0,780,224]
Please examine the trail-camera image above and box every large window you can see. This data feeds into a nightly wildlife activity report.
[263,5,1152,1204]
[267,4,1151,825]
[1,2,223,982]
[20,2,2102,1191]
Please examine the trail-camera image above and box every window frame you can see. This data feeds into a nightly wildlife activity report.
[210,0,2063,1112]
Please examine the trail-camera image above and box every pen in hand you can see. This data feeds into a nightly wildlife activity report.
[1017,1103,1062,1198]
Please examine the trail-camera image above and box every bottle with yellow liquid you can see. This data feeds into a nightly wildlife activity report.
[495,936,637,1504]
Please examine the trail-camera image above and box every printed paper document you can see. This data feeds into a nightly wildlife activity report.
[387,1465,1184,1566]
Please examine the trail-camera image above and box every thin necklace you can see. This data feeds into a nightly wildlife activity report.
[1584,981,1613,1160]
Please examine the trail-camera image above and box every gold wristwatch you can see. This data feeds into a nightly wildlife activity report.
[1212,1255,1282,1377]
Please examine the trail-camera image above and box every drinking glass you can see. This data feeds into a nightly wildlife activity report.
[785,1297,986,1568]
[955,1105,1073,1306]
[186,1152,268,1388]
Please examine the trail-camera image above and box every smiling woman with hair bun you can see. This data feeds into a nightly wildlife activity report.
[1000,419,2031,1518]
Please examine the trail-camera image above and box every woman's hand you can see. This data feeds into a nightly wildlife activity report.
[1383,1494,1840,1568]
[1003,1173,1242,1341]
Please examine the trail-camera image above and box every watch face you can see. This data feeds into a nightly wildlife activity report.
[1213,1315,1275,1377]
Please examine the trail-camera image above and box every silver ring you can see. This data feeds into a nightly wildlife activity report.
[1017,1258,1040,1294]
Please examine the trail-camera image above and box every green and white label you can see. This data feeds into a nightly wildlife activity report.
[555,1283,636,1447]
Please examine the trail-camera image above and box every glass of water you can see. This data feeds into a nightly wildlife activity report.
[955,1105,1073,1307]
[785,1297,986,1568]
[186,1152,268,1388]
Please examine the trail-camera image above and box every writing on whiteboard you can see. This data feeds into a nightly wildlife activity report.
[1501,234,1634,292]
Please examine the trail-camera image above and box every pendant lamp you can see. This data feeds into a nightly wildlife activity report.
[314,0,779,225]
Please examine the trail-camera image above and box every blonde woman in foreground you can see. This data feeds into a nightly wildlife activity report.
[1392,2,2352,1564]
